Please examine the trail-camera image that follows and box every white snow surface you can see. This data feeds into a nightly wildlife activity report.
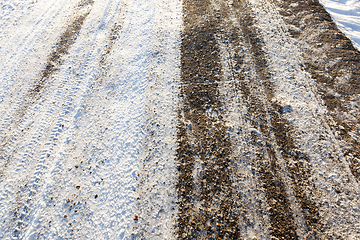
[0,0,181,239]
[320,0,360,49]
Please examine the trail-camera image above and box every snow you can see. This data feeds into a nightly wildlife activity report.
[320,0,360,49]
[0,0,181,238]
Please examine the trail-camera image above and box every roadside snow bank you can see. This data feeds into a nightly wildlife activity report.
[320,0,360,49]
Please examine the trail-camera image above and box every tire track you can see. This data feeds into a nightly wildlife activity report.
[249,0,360,238]
[0,0,93,179]
[219,0,326,238]
[176,0,240,238]
[216,20,272,240]
[44,0,163,238]
[18,0,133,237]
[27,0,94,106]
[178,0,330,238]
[236,7,323,233]
[0,0,80,141]
[226,3,300,238]
[276,0,360,183]
[0,1,95,238]
[40,0,94,82]
[1,0,359,238]
[0,0,79,178]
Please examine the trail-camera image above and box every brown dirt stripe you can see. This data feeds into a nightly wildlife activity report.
[276,0,360,183]
[176,0,240,238]
[39,12,89,81]
[22,0,94,112]
[38,1,94,90]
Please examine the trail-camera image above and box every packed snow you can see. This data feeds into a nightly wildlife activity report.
[320,0,360,49]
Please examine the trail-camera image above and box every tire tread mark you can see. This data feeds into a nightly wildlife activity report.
[276,0,360,183]
[176,0,240,238]
[231,1,298,238]
[231,0,324,238]
[0,1,94,179]
[0,1,94,238]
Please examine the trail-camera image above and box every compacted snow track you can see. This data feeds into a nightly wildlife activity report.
[0,0,359,239]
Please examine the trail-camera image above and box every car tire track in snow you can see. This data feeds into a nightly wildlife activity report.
[0,1,96,238]
[216,0,322,238]
[176,0,242,238]
[176,0,360,239]
[0,0,83,180]
[39,0,94,82]
[248,0,360,238]
[18,0,139,238]
[225,4,302,238]
[22,0,94,117]
[230,1,325,238]
[0,0,93,179]
[215,4,273,238]
[277,0,360,184]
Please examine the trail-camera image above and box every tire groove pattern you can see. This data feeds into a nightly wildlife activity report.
[276,0,360,183]
[235,1,324,237]
[230,1,299,238]
[1,1,94,238]
[0,0,94,179]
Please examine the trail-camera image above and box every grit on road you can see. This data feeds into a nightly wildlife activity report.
[0,0,359,239]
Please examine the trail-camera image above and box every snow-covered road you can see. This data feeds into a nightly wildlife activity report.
[0,0,359,239]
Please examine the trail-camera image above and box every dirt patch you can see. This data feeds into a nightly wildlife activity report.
[217,0,325,238]
[176,0,240,238]
[177,0,325,238]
